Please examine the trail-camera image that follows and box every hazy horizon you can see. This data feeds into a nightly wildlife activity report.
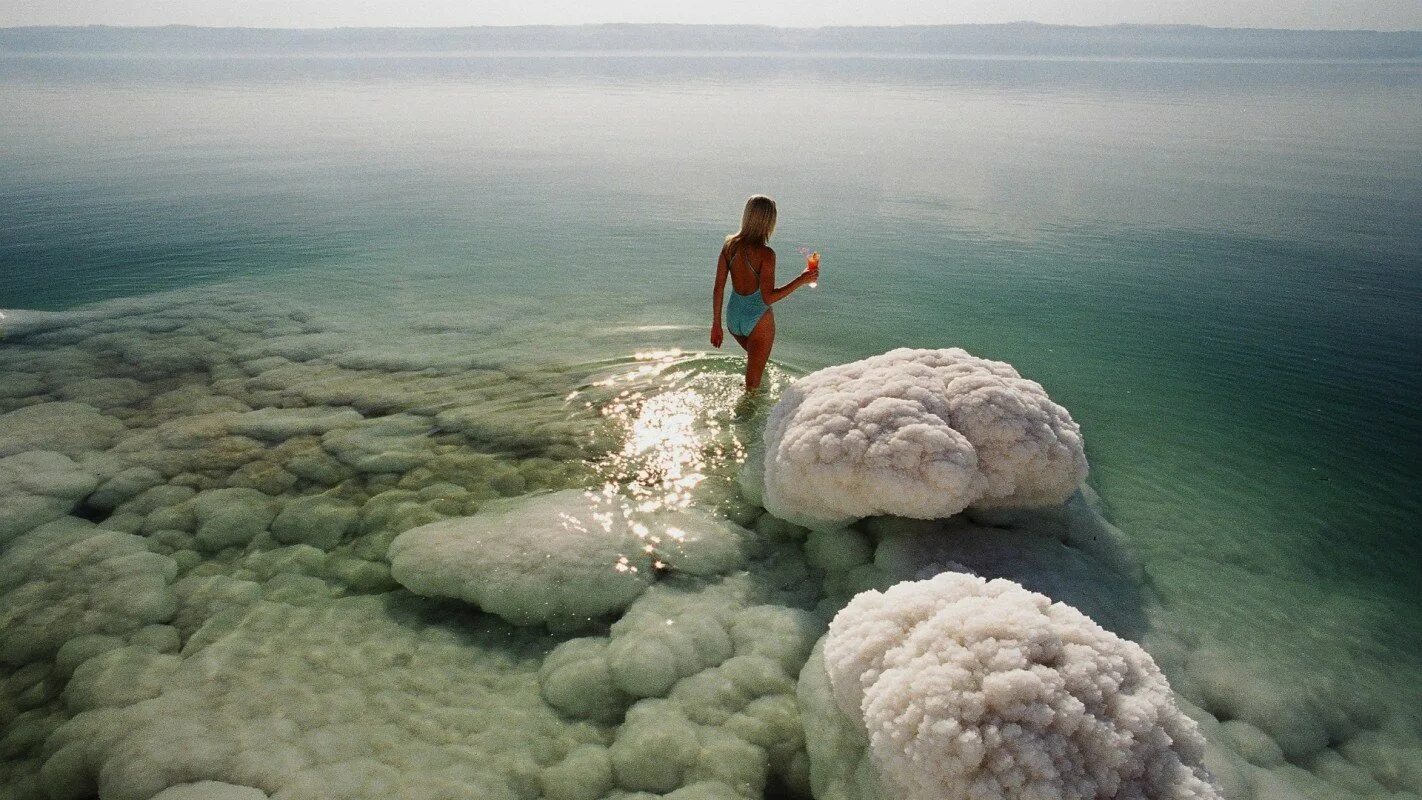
[2,18,1420,800]
[4,23,1417,61]
[2,0,1419,33]
[2,21,1421,35]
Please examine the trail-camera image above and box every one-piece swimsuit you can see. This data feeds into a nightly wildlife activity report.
[726,247,769,337]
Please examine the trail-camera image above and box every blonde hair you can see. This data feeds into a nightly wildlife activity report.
[725,195,777,249]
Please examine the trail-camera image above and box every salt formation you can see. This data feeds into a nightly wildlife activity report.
[758,347,1087,528]
[864,489,1150,637]
[2,291,1419,800]
[41,594,597,800]
[797,639,891,800]
[0,517,177,666]
[537,571,824,799]
[0,293,613,798]
[0,402,125,459]
[0,451,101,545]
[390,490,746,630]
[810,572,1222,800]
[789,488,1152,643]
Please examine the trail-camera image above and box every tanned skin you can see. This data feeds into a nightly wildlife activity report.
[710,240,817,391]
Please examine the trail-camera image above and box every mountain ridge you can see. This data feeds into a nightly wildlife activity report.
[2,22,1418,59]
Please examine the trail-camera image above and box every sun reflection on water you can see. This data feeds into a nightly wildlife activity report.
[592,350,746,515]
[564,349,788,576]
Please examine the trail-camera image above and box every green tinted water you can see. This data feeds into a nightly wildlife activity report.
[2,52,1420,795]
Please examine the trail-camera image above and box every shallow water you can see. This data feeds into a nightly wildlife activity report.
[1,53,1420,800]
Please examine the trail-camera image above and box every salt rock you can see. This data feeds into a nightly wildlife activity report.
[541,744,614,800]
[42,594,589,800]
[321,414,435,474]
[231,406,363,442]
[56,377,150,410]
[239,331,348,362]
[538,572,821,798]
[813,572,1222,800]
[0,401,126,458]
[270,493,358,550]
[645,509,749,577]
[0,450,99,544]
[539,575,817,716]
[117,484,197,525]
[757,348,1087,529]
[0,372,43,399]
[150,782,268,800]
[88,466,165,511]
[145,386,251,423]
[121,335,222,374]
[388,489,656,631]
[169,575,263,639]
[110,412,265,477]
[388,490,751,631]
[224,457,299,495]
[54,633,128,679]
[0,517,177,666]
[187,488,281,551]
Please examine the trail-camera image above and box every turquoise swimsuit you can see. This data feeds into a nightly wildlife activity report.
[725,247,769,337]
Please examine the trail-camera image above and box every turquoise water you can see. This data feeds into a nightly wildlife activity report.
[2,53,1420,799]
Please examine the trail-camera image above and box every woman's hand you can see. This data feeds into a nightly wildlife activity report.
[711,325,724,348]
[800,267,819,286]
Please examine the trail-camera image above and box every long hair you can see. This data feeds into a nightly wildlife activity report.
[724,195,777,249]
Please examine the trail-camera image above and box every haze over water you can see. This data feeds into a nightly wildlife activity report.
[1,40,1420,799]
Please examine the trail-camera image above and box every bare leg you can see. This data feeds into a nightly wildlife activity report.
[741,310,775,391]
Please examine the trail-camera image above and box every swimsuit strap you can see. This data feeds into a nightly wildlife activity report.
[730,244,760,282]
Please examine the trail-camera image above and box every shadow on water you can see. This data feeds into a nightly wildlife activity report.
[857,491,1155,640]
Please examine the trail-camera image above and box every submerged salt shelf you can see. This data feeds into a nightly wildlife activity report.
[0,289,1418,800]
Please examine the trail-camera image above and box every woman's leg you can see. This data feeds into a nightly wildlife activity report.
[742,310,775,391]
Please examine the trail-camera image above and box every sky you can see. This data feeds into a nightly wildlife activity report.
[1,0,1419,31]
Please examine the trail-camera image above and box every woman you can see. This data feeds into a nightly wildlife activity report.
[711,195,818,391]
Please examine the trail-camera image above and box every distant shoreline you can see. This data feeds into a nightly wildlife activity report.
[2,23,1418,60]
[3,51,1417,66]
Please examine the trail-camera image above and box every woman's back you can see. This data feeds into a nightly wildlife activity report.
[727,241,770,296]
[712,194,815,392]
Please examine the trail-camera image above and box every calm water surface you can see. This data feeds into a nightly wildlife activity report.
[2,51,1420,771]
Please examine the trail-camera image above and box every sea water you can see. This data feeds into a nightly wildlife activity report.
[1,52,1419,799]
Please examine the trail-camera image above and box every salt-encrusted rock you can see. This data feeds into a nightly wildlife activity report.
[0,517,177,666]
[238,331,348,362]
[388,490,655,630]
[0,372,43,399]
[0,451,100,544]
[756,348,1087,529]
[810,572,1221,800]
[0,401,126,458]
[389,490,752,631]
[231,406,363,442]
[320,414,435,474]
[187,488,281,551]
[55,377,150,410]
[87,466,165,511]
[109,412,265,478]
[169,575,263,639]
[537,572,822,797]
[40,594,589,800]
[144,386,251,423]
[270,493,358,550]
[149,782,269,800]
[644,509,749,577]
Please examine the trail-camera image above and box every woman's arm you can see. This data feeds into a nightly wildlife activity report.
[759,249,817,304]
[710,246,728,347]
